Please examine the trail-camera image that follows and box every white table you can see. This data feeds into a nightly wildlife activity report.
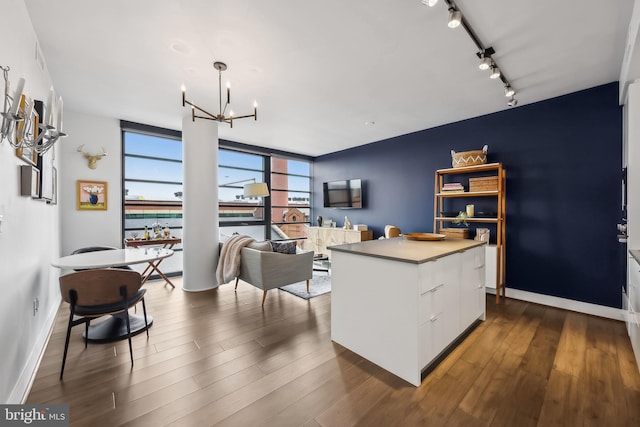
[52,248,174,342]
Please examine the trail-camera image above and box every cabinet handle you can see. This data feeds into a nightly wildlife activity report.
[428,283,445,293]
[430,312,442,322]
[477,284,484,289]
[474,264,485,269]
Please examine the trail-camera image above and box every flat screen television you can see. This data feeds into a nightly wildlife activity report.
[323,179,363,208]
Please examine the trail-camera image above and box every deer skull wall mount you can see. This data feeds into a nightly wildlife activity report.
[77,145,107,169]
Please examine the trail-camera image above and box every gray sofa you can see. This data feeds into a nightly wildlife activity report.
[234,242,314,305]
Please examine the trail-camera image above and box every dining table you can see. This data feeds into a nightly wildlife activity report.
[51,247,174,342]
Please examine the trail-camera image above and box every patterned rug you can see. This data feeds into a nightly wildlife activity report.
[278,272,331,300]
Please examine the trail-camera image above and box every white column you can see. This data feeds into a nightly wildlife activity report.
[181,114,219,291]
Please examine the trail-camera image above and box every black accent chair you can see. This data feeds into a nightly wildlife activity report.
[58,269,148,379]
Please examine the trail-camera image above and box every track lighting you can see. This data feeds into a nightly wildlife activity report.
[423,1,517,104]
[504,85,515,97]
[448,8,461,28]
[507,97,518,107]
[479,56,492,70]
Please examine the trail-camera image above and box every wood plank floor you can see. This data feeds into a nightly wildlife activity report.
[27,277,640,426]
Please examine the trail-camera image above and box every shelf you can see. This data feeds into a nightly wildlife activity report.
[435,217,500,223]
[436,162,503,174]
[433,162,506,304]
[436,190,499,198]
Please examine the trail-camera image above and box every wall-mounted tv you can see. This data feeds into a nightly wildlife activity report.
[323,179,363,208]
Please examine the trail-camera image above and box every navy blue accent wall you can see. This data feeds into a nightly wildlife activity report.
[313,83,623,308]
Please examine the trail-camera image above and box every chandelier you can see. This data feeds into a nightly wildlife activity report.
[181,61,257,127]
[0,66,66,154]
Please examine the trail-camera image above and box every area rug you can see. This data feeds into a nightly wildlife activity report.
[279,272,331,300]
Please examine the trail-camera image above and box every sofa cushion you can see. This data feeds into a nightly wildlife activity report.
[247,240,273,252]
[270,240,297,254]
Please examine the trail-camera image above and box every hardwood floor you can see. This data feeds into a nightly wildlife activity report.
[27,278,640,426]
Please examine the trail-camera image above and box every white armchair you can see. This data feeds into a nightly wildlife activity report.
[235,246,314,305]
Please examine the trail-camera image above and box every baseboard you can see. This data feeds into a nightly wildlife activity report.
[9,297,59,403]
[486,288,625,321]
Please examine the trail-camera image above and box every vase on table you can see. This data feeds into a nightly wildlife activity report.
[317,215,323,227]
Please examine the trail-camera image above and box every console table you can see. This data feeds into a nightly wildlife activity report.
[124,237,181,288]
[306,227,373,259]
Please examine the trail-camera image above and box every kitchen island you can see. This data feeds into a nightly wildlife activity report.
[329,237,486,386]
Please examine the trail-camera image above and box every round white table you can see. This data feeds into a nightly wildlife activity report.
[52,248,174,342]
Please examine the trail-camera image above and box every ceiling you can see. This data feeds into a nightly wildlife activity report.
[23,0,634,157]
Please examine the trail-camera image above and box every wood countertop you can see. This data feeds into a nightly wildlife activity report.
[328,237,486,264]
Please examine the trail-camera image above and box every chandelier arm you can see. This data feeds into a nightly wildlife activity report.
[184,99,218,120]
[193,114,218,121]
[230,113,256,120]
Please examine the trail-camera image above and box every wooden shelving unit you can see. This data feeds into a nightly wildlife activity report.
[433,163,506,303]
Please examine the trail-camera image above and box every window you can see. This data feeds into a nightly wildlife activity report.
[122,122,183,276]
[218,146,312,244]
[218,148,268,241]
[271,157,311,244]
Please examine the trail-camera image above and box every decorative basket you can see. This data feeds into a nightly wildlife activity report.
[451,145,488,168]
[440,228,470,239]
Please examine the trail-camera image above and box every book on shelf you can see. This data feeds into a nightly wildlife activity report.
[440,189,466,193]
[442,182,464,192]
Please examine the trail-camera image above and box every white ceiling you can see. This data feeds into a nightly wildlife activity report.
[24,0,634,157]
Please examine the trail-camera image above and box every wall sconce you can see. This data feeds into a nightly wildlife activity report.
[0,65,66,154]
[77,145,107,169]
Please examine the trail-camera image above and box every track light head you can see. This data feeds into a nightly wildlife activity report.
[507,97,518,107]
[448,8,462,28]
[421,0,438,7]
[479,56,492,70]
[489,66,501,79]
[504,85,515,97]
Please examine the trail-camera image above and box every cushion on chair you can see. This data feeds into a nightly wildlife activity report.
[247,241,273,252]
[270,241,297,254]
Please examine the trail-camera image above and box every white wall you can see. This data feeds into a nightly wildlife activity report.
[59,112,122,256]
[0,0,59,403]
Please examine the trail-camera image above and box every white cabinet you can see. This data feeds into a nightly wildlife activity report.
[306,226,373,258]
[628,256,640,370]
[460,246,486,327]
[331,239,485,386]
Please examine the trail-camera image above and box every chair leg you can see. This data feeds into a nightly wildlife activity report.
[142,298,149,338]
[84,320,89,349]
[125,309,134,367]
[235,277,239,291]
[60,314,74,380]
[306,279,310,293]
[261,290,268,306]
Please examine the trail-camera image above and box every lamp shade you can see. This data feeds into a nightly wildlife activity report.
[244,182,270,197]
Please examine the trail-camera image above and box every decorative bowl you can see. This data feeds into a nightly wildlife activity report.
[403,233,446,241]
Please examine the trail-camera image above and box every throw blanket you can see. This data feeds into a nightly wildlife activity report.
[216,235,255,285]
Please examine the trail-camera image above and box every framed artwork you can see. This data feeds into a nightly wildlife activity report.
[77,180,107,210]
[15,95,38,166]
[49,167,58,205]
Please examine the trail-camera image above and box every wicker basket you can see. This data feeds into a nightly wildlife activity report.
[440,228,470,239]
[469,176,499,192]
[451,145,488,168]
